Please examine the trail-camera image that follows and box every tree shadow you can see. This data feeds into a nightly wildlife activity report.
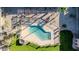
[60,30,74,51]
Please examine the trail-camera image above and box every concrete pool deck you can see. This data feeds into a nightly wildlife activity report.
[20,25,55,46]
[18,12,60,46]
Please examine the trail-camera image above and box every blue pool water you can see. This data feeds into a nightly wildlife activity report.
[29,26,51,40]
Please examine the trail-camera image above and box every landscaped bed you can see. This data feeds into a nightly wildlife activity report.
[9,35,59,51]
[60,30,73,51]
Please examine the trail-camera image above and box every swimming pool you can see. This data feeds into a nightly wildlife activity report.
[29,26,51,40]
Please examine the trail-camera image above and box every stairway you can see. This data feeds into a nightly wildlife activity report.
[53,27,59,44]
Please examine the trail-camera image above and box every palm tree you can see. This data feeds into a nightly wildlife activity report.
[58,7,67,13]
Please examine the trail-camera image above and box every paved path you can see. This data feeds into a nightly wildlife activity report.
[60,12,76,34]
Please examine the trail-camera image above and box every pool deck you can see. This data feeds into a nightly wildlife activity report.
[3,11,60,46]
[19,12,59,46]
[20,25,55,46]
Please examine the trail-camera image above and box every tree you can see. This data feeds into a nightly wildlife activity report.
[58,7,67,13]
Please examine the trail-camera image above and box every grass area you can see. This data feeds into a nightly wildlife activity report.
[9,35,59,51]
[60,30,74,51]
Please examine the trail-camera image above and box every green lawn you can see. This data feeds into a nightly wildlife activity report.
[60,30,74,51]
[9,35,59,51]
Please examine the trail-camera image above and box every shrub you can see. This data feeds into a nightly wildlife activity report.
[29,43,39,49]
[62,24,67,28]
[16,40,22,46]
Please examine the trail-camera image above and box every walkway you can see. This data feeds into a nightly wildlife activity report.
[60,12,76,34]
